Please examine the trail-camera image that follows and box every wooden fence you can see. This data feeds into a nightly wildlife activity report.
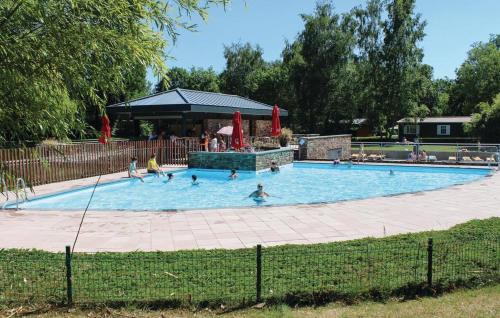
[0,138,201,188]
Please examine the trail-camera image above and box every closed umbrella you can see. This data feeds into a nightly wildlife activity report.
[231,111,244,150]
[271,104,281,137]
[98,115,111,144]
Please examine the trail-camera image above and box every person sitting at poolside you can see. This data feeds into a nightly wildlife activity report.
[270,161,280,173]
[128,157,144,182]
[419,150,427,161]
[407,152,417,162]
[249,183,270,199]
[147,153,164,176]
[332,159,340,165]
[191,174,199,185]
[229,169,238,180]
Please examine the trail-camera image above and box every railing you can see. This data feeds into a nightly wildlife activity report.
[351,142,500,164]
[0,138,201,188]
[0,237,497,307]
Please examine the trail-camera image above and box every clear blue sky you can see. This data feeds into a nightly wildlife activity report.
[148,0,500,84]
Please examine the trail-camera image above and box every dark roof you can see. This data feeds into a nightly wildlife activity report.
[107,88,288,116]
[397,116,471,124]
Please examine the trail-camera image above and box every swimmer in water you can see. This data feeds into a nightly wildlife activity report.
[248,183,270,199]
[191,174,199,185]
[163,173,174,183]
[389,169,395,175]
[229,169,238,180]
[270,161,280,173]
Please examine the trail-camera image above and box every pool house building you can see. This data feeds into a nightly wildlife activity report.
[107,88,288,138]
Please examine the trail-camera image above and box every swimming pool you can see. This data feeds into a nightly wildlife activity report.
[8,163,491,211]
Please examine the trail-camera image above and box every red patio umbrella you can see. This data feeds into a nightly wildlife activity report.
[231,111,244,150]
[98,115,111,144]
[271,104,281,137]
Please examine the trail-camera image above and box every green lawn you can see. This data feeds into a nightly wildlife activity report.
[0,218,498,308]
[4,284,500,317]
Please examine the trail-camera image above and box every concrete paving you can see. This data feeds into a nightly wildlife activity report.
[0,166,499,252]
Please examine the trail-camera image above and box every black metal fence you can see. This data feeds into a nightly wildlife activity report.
[0,238,498,307]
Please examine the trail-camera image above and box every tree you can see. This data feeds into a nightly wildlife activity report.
[449,35,500,115]
[0,0,228,146]
[465,93,500,142]
[283,2,357,133]
[220,42,265,97]
[378,0,426,135]
[155,67,220,93]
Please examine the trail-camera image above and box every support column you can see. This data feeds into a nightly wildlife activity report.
[181,113,187,137]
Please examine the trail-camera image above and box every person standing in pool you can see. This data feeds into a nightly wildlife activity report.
[229,169,238,179]
[249,183,270,199]
[128,157,144,182]
[270,161,280,173]
[163,173,174,183]
[147,153,165,176]
[191,174,200,185]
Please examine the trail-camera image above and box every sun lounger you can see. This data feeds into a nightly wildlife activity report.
[351,153,366,160]
[486,157,495,162]
[472,157,483,162]
[367,154,384,161]
[448,156,456,161]
[462,156,472,161]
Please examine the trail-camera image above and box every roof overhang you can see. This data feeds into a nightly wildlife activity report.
[107,104,288,117]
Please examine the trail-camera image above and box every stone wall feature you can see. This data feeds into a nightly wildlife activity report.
[298,134,351,160]
[188,148,294,171]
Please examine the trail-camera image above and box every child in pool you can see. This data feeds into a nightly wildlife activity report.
[270,161,280,173]
[191,174,199,185]
[229,169,238,180]
[163,173,174,183]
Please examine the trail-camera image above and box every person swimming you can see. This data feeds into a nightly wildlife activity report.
[270,161,280,173]
[249,183,270,200]
[191,174,199,185]
[389,169,395,175]
[229,169,238,180]
[163,173,174,183]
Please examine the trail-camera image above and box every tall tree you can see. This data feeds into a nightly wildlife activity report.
[379,0,426,135]
[449,34,500,115]
[353,0,426,137]
[0,0,228,146]
[220,42,265,97]
[283,2,357,133]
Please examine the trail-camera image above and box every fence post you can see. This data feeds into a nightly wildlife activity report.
[256,244,262,303]
[65,245,73,306]
[427,238,433,288]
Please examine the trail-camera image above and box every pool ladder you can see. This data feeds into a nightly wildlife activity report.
[0,176,29,210]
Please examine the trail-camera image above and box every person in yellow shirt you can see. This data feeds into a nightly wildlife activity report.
[147,153,164,176]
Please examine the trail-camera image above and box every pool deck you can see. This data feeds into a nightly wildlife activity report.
[1,164,499,252]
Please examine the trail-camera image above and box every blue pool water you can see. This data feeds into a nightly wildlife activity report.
[11,163,491,211]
